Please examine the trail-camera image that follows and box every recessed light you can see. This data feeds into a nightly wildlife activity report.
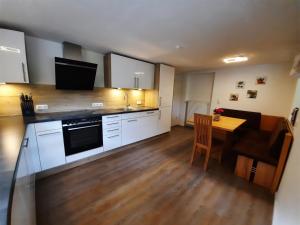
[0,82,6,85]
[223,56,248,64]
[117,88,121,90]
[175,45,183,49]
[138,88,142,91]
[0,46,20,53]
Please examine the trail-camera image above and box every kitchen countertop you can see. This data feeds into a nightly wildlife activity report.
[0,106,158,225]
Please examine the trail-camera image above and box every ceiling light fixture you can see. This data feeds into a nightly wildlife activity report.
[0,46,21,53]
[223,56,248,64]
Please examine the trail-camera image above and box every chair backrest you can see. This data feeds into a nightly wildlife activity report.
[194,113,212,149]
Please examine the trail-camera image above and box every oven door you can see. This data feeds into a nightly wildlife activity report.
[63,122,103,156]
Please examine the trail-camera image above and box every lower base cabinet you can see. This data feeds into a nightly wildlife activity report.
[103,133,122,151]
[35,122,66,170]
[157,107,172,135]
[235,155,276,189]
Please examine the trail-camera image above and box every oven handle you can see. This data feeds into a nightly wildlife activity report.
[67,124,100,131]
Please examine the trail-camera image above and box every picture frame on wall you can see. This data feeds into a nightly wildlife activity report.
[236,81,245,89]
[229,93,239,101]
[256,76,266,85]
[247,90,258,99]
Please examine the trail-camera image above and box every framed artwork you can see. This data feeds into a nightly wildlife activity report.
[247,90,258,99]
[256,76,266,85]
[229,93,239,101]
[236,81,245,89]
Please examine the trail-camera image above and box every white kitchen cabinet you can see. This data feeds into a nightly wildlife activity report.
[103,133,122,151]
[104,53,154,89]
[122,118,141,145]
[157,107,172,134]
[35,122,66,170]
[158,64,175,107]
[11,126,37,225]
[121,110,159,146]
[103,114,122,151]
[135,60,154,89]
[0,28,29,83]
[26,124,41,173]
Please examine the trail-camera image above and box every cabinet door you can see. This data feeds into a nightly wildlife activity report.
[36,129,66,170]
[158,65,175,107]
[0,29,29,83]
[157,107,172,135]
[235,155,253,180]
[253,162,276,189]
[121,118,141,145]
[11,138,36,225]
[26,124,41,173]
[111,54,136,89]
[135,60,154,89]
[141,113,159,138]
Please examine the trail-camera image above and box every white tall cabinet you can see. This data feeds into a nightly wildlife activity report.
[157,64,175,134]
[0,28,29,83]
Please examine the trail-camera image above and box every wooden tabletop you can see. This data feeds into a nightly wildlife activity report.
[186,116,246,132]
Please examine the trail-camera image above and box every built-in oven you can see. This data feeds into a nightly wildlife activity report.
[62,116,103,157]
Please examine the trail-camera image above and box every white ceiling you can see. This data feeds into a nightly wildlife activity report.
[0,0,299,72]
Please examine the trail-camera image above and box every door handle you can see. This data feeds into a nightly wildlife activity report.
[38,131,62,136]
[22,62,27,82]
[22,138,29,148]
[68,124,100,131]
[134,77,137,88]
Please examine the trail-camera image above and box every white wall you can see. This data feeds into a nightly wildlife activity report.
[210,63,296,117]
[171,72,214,125]
[273,78,300,225]
[25,36,104,87]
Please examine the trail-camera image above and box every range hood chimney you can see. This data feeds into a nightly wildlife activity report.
[63,42,82,61]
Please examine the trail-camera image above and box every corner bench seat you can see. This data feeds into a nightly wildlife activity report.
[220,108,293,193]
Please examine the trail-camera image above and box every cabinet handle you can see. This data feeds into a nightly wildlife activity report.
[107,128,119,132]
[128,119,137,123]
[22,62,27,82]
[159,110,162,120]
[108,134,119,139]
[159,97,162,106]
[38,131,62,136]
[147,111,154,114]
[107,122,119,125]
[137,77,139,88]
[134,77,137,88]
[68,124,99,131]
[22,138,29,148]
[107,116,119,119]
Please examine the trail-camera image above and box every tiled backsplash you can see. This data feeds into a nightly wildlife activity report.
[0,84,148,116]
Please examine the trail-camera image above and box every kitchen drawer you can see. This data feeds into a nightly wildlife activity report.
[103,133,122,151]
[103,127,121,136]
[122,110,158,120]
[35,121,62,133]
[103,120,121,130]
[102,114,121,123]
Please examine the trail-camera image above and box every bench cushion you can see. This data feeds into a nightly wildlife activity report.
[221,108,261,130]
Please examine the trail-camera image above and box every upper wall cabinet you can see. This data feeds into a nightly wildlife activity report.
[0,29,29,83]
[104,53,154,89]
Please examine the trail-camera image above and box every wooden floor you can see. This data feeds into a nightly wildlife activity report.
[36,126,274,225]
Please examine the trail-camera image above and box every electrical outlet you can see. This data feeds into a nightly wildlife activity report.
[92,102,104,108]
[36,104,48,111]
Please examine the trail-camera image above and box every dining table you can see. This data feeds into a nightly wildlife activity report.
[186,115,247,157]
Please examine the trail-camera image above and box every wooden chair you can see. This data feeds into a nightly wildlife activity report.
[190,113,224,171]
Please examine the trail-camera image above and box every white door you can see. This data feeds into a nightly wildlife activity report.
[0,29,29,83]
[135,60,154,89]
[36,129,66,170]
[158,64,175,107]
[157,107,172,134]
[111,54,136,89]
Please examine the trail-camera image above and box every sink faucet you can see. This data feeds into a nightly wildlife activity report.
[124,92,130,108]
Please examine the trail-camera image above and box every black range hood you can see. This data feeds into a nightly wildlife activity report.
[55,57,97,90]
